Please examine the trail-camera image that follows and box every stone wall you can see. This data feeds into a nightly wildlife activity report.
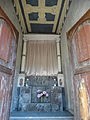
[61,0,90,119]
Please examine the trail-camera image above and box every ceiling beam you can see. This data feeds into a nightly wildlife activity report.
[52,0,62,32]
[23,34,60,41]
[56,0,70,34]
[14,0,27,33]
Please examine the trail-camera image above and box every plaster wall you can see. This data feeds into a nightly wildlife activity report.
[0,0,23,112]
[61,0,90,113]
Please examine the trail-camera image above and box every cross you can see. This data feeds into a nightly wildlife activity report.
[38,0,46,21]
[22,0,61,32]
[23,0,57,22]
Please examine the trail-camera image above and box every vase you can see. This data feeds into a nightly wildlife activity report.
[41,97,44,102]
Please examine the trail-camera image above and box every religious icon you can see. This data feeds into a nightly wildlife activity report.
[17,74,25,87]
[57,74,64,87]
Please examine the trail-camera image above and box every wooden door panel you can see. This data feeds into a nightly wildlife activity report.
[67,10,90,120]
[0,19,12,62]
[73,25,90,119]
[75,25,90,63]
[81,73,90,109]
[0,8,18,120]
[0,72,12,120]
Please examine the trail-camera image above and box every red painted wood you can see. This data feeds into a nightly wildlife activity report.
[83,25,90,58]
[75,25,90,63]
[0,8,17,120]
[0,20,12,62]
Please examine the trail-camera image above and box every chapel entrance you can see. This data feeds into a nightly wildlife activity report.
[12,35,65,112]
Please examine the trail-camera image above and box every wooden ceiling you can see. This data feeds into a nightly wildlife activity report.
[13,0,71,34]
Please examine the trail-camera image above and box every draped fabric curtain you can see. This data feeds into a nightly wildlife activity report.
[25,40,58,76]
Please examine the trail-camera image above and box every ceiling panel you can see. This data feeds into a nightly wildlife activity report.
[13,0,71,34]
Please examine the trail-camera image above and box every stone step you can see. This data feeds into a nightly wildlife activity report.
[10,112,74,120]
[10,116,74,120]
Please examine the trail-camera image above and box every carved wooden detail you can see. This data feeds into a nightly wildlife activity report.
[67,9,90,40]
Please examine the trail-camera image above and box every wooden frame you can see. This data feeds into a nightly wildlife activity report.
[67,9,90,67]
[67,9,90,40]
[0,7,18,38]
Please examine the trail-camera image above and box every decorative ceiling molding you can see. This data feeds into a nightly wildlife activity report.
[14,0,27,33]
[23,34,60,41]
[56,0,72,34]
[52,0,62,32]
[13,0,71,34]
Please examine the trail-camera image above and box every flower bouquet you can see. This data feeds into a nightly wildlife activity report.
[37,90,49,102]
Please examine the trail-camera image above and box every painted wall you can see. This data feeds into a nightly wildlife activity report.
[0,0,23,113]
[61,0,90,115]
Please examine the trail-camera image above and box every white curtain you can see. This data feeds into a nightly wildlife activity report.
[25,40,58,76]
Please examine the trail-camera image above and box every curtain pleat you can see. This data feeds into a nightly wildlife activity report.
[25,40,58,76]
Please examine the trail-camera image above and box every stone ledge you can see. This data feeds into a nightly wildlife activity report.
[10,117,73,120]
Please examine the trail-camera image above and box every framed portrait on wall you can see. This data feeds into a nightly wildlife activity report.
[57,74,64,87]
[17,74,25,87]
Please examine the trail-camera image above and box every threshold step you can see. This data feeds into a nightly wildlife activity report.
[10,111,74,120]
[10,117,73,120]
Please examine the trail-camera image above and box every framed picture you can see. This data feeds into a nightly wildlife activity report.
[17,74,25,87]
[57,74,64,87]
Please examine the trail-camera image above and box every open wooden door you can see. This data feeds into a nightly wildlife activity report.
[67,10,90,120]
[0,8,18,120]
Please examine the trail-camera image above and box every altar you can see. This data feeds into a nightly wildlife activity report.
[18,76,63,112]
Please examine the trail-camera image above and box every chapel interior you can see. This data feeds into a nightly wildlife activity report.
[0,0,90,120]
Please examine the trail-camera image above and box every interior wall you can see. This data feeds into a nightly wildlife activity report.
[0,0,23,112]
[61,0,90,114]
